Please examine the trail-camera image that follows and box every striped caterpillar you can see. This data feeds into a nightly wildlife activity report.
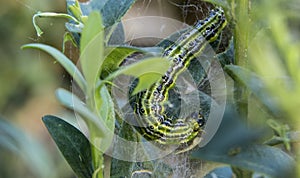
[132,6,227,145]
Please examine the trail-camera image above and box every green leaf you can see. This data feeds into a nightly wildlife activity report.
[42,115,94,178]
[80,12,102,52]
[67,0,107,19]
[55,88,108,137]
[80,12,104,92]
[102,45,162,78]
[204,166,233,178]
[204,145,295,178]
[94,84,115,152]
[106,57,170,94]
[100,0,136,27]
[0,118,54,178]
[67,0,83,21]
[111,121,138,177]
[107,23,125,45]
[191,107,295,178]
[216,38,235,66]
[66,0,136,31]
[225,65,280,115]
[110,120,142,177]
[101,46,140,78]
[21,43,86,93]
[231,167,253,178]
[133,72,162,95]
[69,0,136,28]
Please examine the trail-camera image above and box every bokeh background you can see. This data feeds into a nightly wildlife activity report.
[0,0,75,177]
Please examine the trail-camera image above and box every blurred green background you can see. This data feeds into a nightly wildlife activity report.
[0,0,75,177]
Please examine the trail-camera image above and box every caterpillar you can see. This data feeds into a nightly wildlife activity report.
[133,6,227,145]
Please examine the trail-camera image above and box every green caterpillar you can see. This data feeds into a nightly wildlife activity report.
[133,6,227,145]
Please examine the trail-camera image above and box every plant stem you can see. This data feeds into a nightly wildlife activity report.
[86,93,105,178]
[233,0,250,120]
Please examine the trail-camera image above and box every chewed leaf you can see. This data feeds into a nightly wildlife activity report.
[42,115,93,178]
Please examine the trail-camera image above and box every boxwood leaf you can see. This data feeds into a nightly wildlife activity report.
[191,107,295,178]
[55,88,108,137]
[94,84,115,152]
[100,0,136,28]
[42,115,94,178]
[66,0,136,28]
[102,45,162,78]
[80,12,104,92]
[102,46,141,78]
[204,166,233,178]
[225,65,280,115]
[105,57,170,94]
[110,121,140,177]
[21,43,86,93]
[196,144,295,178]
[107,23,125,45]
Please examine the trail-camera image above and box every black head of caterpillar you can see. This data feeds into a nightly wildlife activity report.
[132,6,227,145]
